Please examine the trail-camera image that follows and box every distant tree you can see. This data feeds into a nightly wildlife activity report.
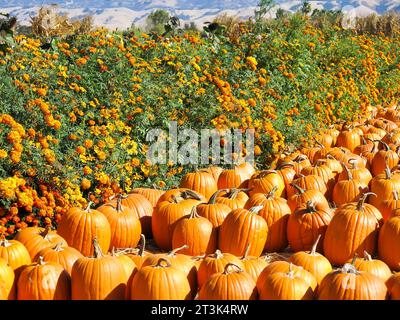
[255,0,276,21]
[184,22,198,31]
[146,9,170,33]
[276,8,291,20]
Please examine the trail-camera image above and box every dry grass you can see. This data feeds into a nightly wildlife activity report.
[212,13,244,43]
[30,5,93,37]
[354,12,400,36]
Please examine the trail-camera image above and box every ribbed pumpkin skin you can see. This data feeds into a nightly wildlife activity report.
[248,171,285,197]
[152,198,199,251]
[335,129,360,152]
[114,254,137,299]
[324,200,382,266]
[97,201,142,249]
[217,169,242,189]
[57,206,111,257]
[180,171,218,200]
[71,255,126,300]
[205,166,223,182]
[35,245,83,276]
[196,202,231,228]
[219,208,268,257]
[332,179,368,206]
[317,267,387,300]
[378,216,400,271]
[171,210,217,256]
[214,190,249,210]
[244,193,291,252]
[337,167,372,186]
[371,149,399,176]
[369,171,400,208]
[117,193,153,237]
[130,188,165,208]
[353,255,392,282]
[141,248,197,296]
[17,260,70,300]
[0,258,15,300]
[240,256,269,284]
[286,175,328,198]
[256,261,318,293]
[14,227,67,260]
[387,273,400,300]
[287,202,334,253]
[130,259,191,300]
[0,239,31,270]
[197,251,244,288]
[198,265,257,300]
[287,187,329,213]
[258,272,314,300]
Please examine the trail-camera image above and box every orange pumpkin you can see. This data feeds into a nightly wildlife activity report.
[353,251,392,282]
[126,234,149,269]
[387,273,400,300]
[17,257,70,300]
[14,227,67,260]
[217,169,243,189]
[0,258,15,300]
[335,127,361,152]
[71,238,126,300]
[198,263,257,300]
[130,258,191,300]
[196,190,231,229]
[378,215,400,271]
[180,169,218,200]
[287,183,329,213]
[130,187,165,208]
[369,167,400,208]
[219,206,267,257]
[0,238,31,271]
[287,201,334,253]
[248,170,285,197]
[57,202,111,257]
[240,244,269,283]
[97,195,142,249]
[286,174,328,199]
[172,207,217,256]
[324,193,383,266]
[371,141,399,176]
[214,188,249,210]
[318,263,387,300]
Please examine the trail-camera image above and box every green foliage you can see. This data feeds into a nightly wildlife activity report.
[146,9,170,34]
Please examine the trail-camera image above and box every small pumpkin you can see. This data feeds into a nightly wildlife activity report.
[0,238,31,271]
[198,263,257,300]
[172,206,217,256]
[130,258,191,300]
[353,251,392,282]
[248,170,285,197]
[289,235,332,285]
[196,190,231,229]
[214,188,249,210]
[317,263,387,300]
[18,257,70,300]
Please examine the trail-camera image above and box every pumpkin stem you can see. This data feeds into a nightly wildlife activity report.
[305,200,317,213]
[266,186,278,199]
[53,242,64,252]
[189,206,200,219]
[223,263,243,274]
[294,155,308,163]
[277,162,294,170]
[356,192,376,211]
[314,138,324,149]
[181,190,202,201]
[38,256,45,265]
[394,190,399,201]
[138,234,146,257]
[257,170,277,179]
[290,182,305,194]
[155,258,172,268]
[213,249,223,259]
[168,244,189,256]
[227,188,240,200]
[341,263,360,275]
[0,238,10,247]
[41,226,51,239]
[363,250,372,261]
[171,195,180,204]
[191,254,206,262]
[310,234,321,256]
[249,205,264,214]
[378,140,390,151]
[93,237,103,258]
[342,162,353,180]
[348,158,358,169]
[85,201,94,212]
[242,243,251,260]
[208,190,226,204]
[116,195,124,212]
[384,166,392,180]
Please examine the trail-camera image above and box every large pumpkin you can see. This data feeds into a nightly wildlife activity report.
[219,206,268,257]
[0,238,31,271]
[0,258,15,300]
[172,207,217,256]
[369,167,400,208]
[287,201,334,253]
[288,235,332,285]
[57,202,111,257]
[286,174,328,199]
[371,140,399,176]
[244,188,291,252]
[130,258,191,300]
[35,242,83,276]
[387,273,400,300]
[324,193,383,266]
[378,215,400,271]
[14,227,67,260]
[287,183,329,213]
[318,263,387,300]
[248,170,285,197]
[196,190,231,229]
[217,168,243,189]
[17,257,70,300]
[97,195,142,249]
[71,238,126,300]
[214,188,249,210]
[353,251,392,282]
[180,169,218,200]
[197,250,244,288]
[152,190,203,251]
[198,263,257,300]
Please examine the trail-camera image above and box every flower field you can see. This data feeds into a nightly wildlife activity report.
[1,10,400,301]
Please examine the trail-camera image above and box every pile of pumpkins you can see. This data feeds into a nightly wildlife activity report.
[2,105,400,300]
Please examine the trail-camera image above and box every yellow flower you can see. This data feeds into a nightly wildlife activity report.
[0,149,7,158]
